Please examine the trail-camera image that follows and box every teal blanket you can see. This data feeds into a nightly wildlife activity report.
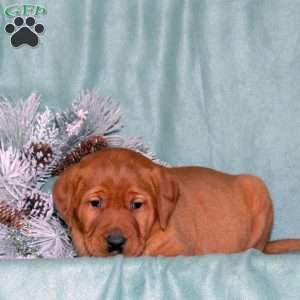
[1,0,300,299]
[1,250,300,299]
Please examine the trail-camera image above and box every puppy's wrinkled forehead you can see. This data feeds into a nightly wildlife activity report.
[77,148,156,188]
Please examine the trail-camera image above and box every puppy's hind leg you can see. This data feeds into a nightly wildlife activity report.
[238,175,273,251]
[249,205,273,251]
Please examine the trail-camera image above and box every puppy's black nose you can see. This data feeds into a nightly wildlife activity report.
[106,233,126,253]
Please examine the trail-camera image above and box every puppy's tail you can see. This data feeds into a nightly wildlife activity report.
[263,239,300,254]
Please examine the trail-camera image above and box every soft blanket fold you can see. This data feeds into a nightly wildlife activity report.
[1,250,300,300]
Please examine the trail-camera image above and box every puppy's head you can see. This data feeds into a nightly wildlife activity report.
[53,148,179,256]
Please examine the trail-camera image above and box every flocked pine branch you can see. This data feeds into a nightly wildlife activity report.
[27,107,58,147]
[0,224,16,258]
[22,217,75,258]
[0,145,35,208]
[0,93,41,149]
[72,90,122,136]
[55,90,122,154]
[0,94,60,188]
[0,224,36,259]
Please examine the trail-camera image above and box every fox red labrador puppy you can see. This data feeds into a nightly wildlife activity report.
[53,148,300,256]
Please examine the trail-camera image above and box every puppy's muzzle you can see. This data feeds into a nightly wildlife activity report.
[106,231,127,253]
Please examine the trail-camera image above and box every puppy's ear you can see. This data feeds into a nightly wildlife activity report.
[153,167,180,230]
[52,165,79,225]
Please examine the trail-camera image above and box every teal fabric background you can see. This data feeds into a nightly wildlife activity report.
[1,0,300,240]
[1,1,300,298]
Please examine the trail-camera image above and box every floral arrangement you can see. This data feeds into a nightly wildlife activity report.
[0,91,163,259]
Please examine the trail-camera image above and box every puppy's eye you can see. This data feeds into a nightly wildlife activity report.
[89,198,103,208]
[130,200,144,210]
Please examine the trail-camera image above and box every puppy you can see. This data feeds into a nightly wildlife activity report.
[53,148,300,256]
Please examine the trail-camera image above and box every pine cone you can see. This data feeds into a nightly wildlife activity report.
[25,143,54,169]
[0,201,24,229]
[52,135,107,176]
[22,193,52,219]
